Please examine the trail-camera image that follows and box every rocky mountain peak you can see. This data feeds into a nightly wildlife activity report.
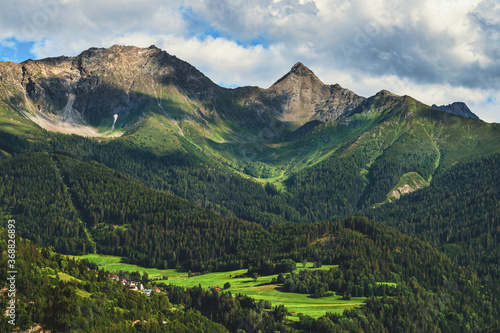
[260,62,365,124]
[290,62,315,76]
[432,102,479,119]
[271,62,323,87]
[375,89,397,97]
[0,44,224,136]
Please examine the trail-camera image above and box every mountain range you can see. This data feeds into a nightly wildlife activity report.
[0,44,480,136]
[0,45,499,332]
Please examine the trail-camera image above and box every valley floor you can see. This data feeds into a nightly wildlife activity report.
[73,254,367,320]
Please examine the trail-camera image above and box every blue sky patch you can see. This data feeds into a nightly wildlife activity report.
[0,38,36,63]
[217,82,239,89]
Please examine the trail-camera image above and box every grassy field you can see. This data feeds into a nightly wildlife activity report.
[73,254,367,319]
[71,254,186,280]
[164,267,366,320]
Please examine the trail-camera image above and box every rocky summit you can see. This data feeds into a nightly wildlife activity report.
[0,45,222,136]
[432,102,479,119]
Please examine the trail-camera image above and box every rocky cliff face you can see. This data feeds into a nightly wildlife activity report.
[0,45,365,137]
[0,45,223,136]
[432,102,479,120]
[265,62,365,122]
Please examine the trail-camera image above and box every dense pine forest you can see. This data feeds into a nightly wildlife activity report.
[362,153,500,278]
[2,131,497,276]
[1,218,499,332]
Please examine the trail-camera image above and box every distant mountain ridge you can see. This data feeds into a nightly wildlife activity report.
[0,45,369,138]
[432,102,479,119]
[1,44,484,141]
[0,44,498,212]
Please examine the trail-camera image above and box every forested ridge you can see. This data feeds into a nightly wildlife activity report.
[362,153,500,278]
[0,150,462,280]
[1,219,499,332]
[6,133,495,282]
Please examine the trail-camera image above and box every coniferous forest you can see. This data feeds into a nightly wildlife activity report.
[0,143,499,331]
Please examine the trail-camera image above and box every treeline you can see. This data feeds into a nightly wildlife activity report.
[47,133,295,226]
[43,131,422,225]
[37,129,500,284]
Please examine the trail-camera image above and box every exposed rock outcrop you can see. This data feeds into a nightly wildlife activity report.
[265,62,365,122]
[432,102,479,119]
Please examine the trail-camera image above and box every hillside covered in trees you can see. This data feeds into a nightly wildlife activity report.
[1,216,498,332]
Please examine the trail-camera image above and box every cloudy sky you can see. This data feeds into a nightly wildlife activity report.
[1,0,499,122]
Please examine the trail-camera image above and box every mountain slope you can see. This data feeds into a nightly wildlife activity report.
[0,231,232,332]
[0,45,222,136]
[362,152,500,277]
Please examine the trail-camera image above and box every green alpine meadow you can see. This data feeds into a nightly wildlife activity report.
[0,45,498,332]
